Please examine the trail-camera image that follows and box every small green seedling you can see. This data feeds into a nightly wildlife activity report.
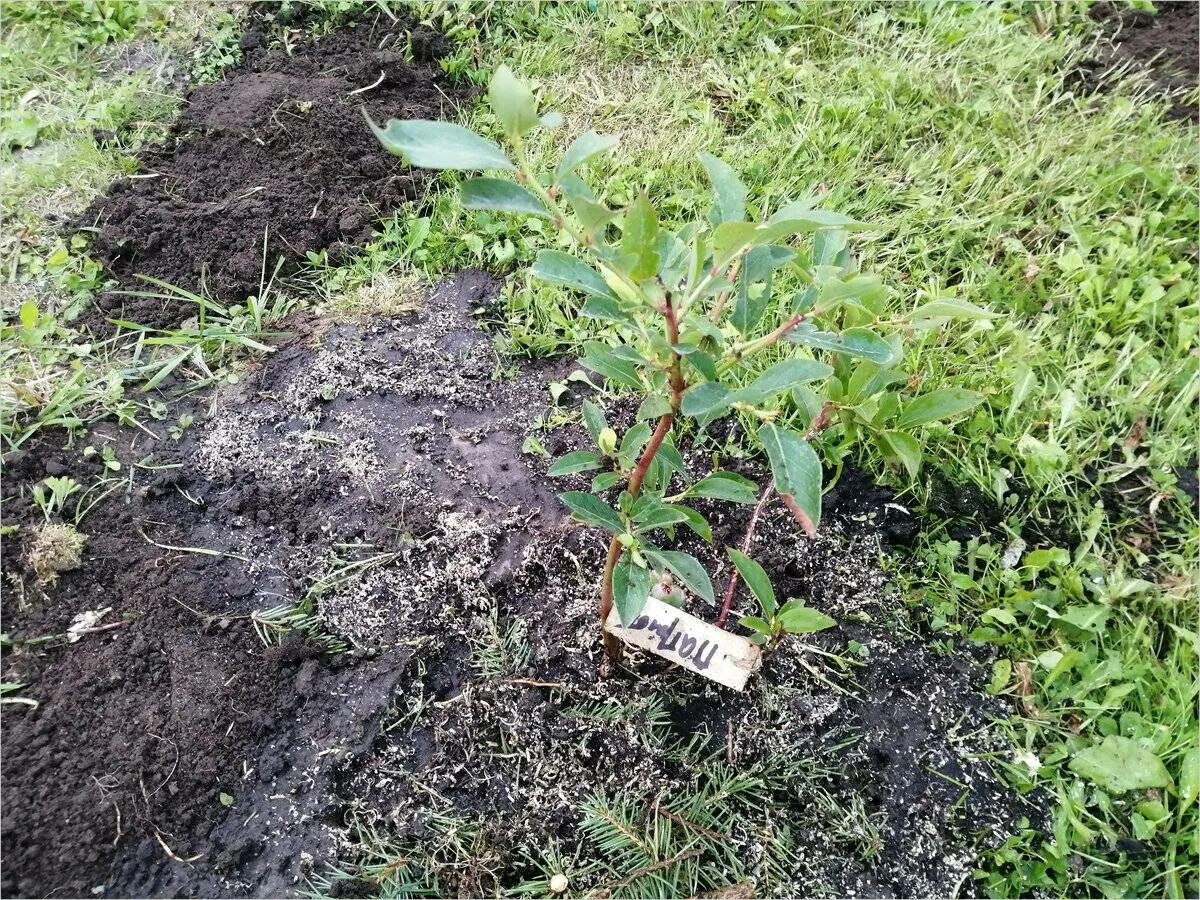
[728,549,835,648]
[369,66,988,668]
[32,476,81,522]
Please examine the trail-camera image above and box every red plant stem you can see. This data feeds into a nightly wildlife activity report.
[714,481,775,628]
[713,404,836,630]
[598,295,686,666]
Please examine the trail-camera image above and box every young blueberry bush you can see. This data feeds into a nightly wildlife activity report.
[369,67,990,666]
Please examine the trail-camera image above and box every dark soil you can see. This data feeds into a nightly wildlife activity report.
[1069,1,1199,121]
[0,272,559,898]
[81,9,467,328]
[2,269,1046,897]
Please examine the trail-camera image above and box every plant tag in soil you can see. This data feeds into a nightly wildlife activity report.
[605,596,762,691]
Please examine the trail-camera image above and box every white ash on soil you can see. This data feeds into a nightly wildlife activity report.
[168,276,1040,898]
[316,510,1035,898]
[7,271,1043,898]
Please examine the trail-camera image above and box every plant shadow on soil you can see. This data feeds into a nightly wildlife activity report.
[3,270,1047,898]
[3,10,1050,899]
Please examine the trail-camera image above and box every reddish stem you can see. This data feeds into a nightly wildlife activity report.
[598,294,685,667]
[713,403,836,630]
[714,481,775,628]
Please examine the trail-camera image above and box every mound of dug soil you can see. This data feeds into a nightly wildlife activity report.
[82,9,467,327]
[0,272,556,897]
[1,272,1045,897]
[1071,1,1199,121]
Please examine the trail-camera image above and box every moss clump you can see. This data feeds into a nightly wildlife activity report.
[28,523,87,586]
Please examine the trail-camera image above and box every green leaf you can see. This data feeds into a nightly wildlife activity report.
[820,274,885,311]
[621,194,660,280]
[488,64,539,138]
[530,250,618,300]
[613,554,655,625]
[681,381,730,417]
[785,323,899,365]
[556,131,619,183]
[731,245,793,335]
[558,491,623,533]
[778,600,836,634]
[657,231,690,286]
[19,301,37,330]
[1058,604,1110,633]
[698,152,747,225]
[580,296,634,325]
[740,616,773,635]
[635,394,672,420]
[367,115,513,171]
[813,227,849,267]
[578,345,642,389]
[571,196,617,239]
[657,438,687,478]
[548,451,603,476]
[767,203,867,230]
[633,500,691,532]
[988,658,1012,695]
[644,549,714,603]
[460,177,548,217]
[896,389,984,429]
[757,423,822,531]
[879,430,922,480]
[582,399,607,445]
[618,421,652,466]
[674,505,712,542]
[727,549,776,618]
[909,298,999,322]
[1069,736,1172,793]
[732,359,833,406]
[710,221,760,268]
[686,471,759,504]
[681,348,718,382]
[1179,747,1199,812]
[591,471,622,492]
[539,111,564,129]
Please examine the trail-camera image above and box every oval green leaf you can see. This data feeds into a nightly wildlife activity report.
[558,491,623,533]
[757,423,821,531]
[896,388,984,429]
[530,250,618,300]
[461,177,549,217]
[366,115,513,171]
[727,548,776,618]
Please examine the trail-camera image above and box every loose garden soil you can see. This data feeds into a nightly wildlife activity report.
[1071,1,1198,121]
[3,270,1045,898]
[4,12,1050,900]
[81,7,467,328]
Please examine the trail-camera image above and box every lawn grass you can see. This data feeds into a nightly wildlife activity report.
[1,1,1195,897]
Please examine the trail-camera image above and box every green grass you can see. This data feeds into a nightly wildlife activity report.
[1,1,1196,897]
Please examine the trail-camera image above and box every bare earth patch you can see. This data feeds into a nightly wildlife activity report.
[2,271,1043,897]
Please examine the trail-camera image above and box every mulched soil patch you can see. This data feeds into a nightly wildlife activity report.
[2,270,1046,897]
[80,8,467,329]
[1069,1,1199,121]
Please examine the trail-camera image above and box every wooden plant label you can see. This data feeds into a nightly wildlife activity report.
[605,597,762,691]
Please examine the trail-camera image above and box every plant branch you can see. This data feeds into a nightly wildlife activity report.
[719,307,822,373]
[714,480,774,628]
[714,404,835,629]
[598,295,686,669]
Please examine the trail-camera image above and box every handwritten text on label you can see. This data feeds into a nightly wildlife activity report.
[604,596,762,691]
